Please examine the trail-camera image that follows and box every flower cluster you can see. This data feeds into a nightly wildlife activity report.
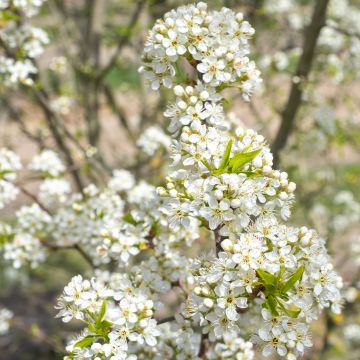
[56,274,161,359]
[206,331,254,359]
[137,126,172,156]
[3,232,47,268]
[0,0,47,85]
[0,0,45,17]
[29,149,65,177]
[138,4,341,360]
[139,2,261,100]
[0,3,343,360]
[185,218,342,358]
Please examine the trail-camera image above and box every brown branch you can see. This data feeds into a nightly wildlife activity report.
[31,88,85,191]
[326,23,360,40]
[11,181,51,214]
[96,0,145,82]
[156,315,176,325]
[42,241,96,269]
[271,0,330,167]
[103,84,135,142]
[214,228,224,256]
[199,333,209,359]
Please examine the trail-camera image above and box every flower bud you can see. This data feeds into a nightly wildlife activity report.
[221,239,233,251]
[204,298,214,308]
[288,182,296,192]
[185,86,194,95]
[194,286,202,295]
[214,189,223,200]
[174,85,184,96]
[169,189,178,197]
[200,91,209,100]
[177,100,187,110]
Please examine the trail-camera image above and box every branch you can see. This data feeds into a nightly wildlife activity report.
[3,179,51,214]
[271,0,330,167]
[156,315,176,325]
[326,23,360,40]
[199,333,209,359]
[214,228,224,256]
[103,84,135,142]
[96,0,145,82]
[42,241,96,269]
[31,88,85,191]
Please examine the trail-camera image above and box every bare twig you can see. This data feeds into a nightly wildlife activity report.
[11,181,51,214]
[103,84,135,142]
[42,241,96,269]
[96,0,145,82]
[271,0,330,167]
[31,88,85,191]
[199,333,209,359]
[326,23,360,40]
[156,315,176,325]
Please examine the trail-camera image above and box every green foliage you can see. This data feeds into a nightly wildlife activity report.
[256,265,305,317]
[73,301,112,352]
[211,140,262,176]
[74,335,98,349]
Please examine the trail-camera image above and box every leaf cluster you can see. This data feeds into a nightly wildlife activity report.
[256,265,305,318]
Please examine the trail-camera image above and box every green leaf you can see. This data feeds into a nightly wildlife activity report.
[277,266,286,281]
[257,269,277,286]
[201,159,213,171]
[88,323,97,333]
[228,149,261,173]
[122,213,138,225]
[266,295,279,316]
[281,265,305,294]
[96,300,106,325]
[74,335,97,349]
[218,140,232,170]
[277,301,301,318]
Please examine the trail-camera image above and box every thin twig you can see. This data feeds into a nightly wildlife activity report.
[199,333,209,359]
[96,0,145,82]
[326,23,360,40]
[9,180,51,214]
[156,315,176,325]
[271,0,330,167]
[42,241,96,269]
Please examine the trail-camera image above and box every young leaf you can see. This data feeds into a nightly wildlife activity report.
[96,300,106,325]
[122,213,138,225]
[218,139,233,170]
[277,301,301,318]
[257,269,277,286]
[74,335,97,349]
[201,159,213,171]
[277,266,286,281]
[228,149,261,173]
[266,295,279,317]
[281,265,305,294]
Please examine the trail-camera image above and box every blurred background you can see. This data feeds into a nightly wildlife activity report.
[0,0,359,359]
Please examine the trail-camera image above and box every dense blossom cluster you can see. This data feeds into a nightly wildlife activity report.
[139,2,261,100]
[0,3,344,359]
[0,0,48,85]
[185,219,342,358]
